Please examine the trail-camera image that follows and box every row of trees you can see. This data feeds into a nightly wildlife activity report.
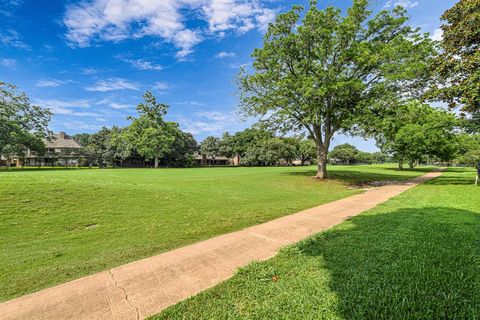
[200,128,317,166]
[2,0,478,175]
[1,81,478,169]
[329,144,388,165]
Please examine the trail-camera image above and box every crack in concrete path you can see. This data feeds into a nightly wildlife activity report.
[108,270,140,320]
[248,231,285,245]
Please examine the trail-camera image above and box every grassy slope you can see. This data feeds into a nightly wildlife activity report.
[0,165,425,301]
[153,168,480,320]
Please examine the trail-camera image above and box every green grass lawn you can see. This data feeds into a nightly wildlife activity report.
[0,164,427,302]
[152,167,480,320]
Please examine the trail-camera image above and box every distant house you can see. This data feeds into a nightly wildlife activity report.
[1,132,84,167]
[194,154,241,166]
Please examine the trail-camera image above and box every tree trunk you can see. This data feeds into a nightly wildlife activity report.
[315,145,328,179]
[408,161,415,169]
[398,162,403,170]
[154,157,159,168]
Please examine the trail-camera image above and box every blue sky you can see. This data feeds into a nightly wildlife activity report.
[1,0,456,151]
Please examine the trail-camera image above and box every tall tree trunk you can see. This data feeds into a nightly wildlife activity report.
[315,143,328,179]
[154,157,159,168]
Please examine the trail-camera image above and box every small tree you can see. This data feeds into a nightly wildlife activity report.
[455,133,480,166]
[356,151,374,164]
[297,139,317,165]
[108,127,134,167]
[200,136,221,163]
[237,0,435,178]
[330,144,359,164]
[371,151,387,164]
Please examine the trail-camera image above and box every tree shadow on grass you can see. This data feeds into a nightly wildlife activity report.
[297,207,480,319]
[426,176,478,185]
[283,169,423,183]
[0,167,96,174]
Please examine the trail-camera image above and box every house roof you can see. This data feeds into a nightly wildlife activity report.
[45,133,83,149]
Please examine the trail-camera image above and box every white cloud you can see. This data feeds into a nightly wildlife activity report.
[119,57,163,71]
[215,51,236,58]
[431,28,443,41]
[384,0,419,9]
[63,120,103,131]
[180,119,226,135]
[81,67,100,75]
[32,99,91,116]
[151,81,169,92]
[173,101,206,106]
[194,111,232,122]
[0,0,23,17]
[229,62,248,69]
[35,79,71,88]
[96,97,133,110]
[71,111,102,117]
[0,29,29,49]
[179,110,238,135]
[109,103,132,110]
[63,0,276,58]
[0,58,16,68]
[201,0,275,34]
[85,78,140,92]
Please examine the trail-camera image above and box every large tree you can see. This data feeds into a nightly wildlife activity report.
[0,82,51,163]
[429,0,480,114]
[237,0,435,178]
[127,92,176,168]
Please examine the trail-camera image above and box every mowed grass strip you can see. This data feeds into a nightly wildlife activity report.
[153,168,480,320]
[0,165,425,301]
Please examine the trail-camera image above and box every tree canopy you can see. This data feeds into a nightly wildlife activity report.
[429,0,480,114]
[330,144,359,165]
[127,92,177,168]
[373,101,458,169]
[200,136,221,160]
[0,82,51,162]
[237,0,435,178]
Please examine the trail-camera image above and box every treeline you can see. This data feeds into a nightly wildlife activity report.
[2,1,480,174]
[329,144,389,165]
[200,129,316,166]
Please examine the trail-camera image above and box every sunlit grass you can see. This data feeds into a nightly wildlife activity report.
[153,168,480,319]
[0,164,427,301]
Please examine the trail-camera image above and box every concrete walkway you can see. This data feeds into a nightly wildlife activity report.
[0,171,441,320]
